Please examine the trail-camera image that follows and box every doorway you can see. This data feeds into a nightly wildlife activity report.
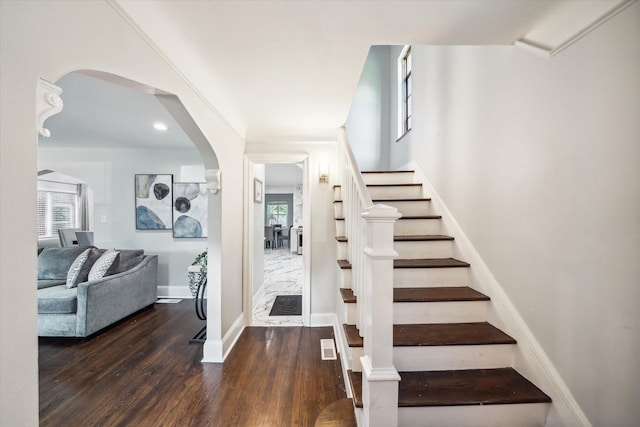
[243,156,311,326]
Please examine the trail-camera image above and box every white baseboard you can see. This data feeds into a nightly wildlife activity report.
[403,160,590,427]
[221,314,245,362]
[310,312,335,327]
[332,313,353,399]
[157,285,193,299]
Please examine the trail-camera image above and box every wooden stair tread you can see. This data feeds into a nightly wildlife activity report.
[314,398,356,427]
[339,288,356,303]
[394,323,516,346]
[394,234,453,242]
[337,260,351,269]
[335,217,345,221]
[394,287,488,302]
[343,324,362,347]
[398,215,441,220]
[347,370,364,408]
[394,258,470,268]
[344,322,515,347]
[398,368,551,407]
[340,258,468,269]
[361,170,415,174]
[341,287,488,304]
[335,236,348,243]
[348,368,551,408]
[366,183,422,187]
[373,198,431,202]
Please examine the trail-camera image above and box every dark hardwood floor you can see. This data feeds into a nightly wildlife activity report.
[39,301,347,426]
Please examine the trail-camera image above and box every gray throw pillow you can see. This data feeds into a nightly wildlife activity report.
[88,249,119,281]
[38,247,93,280]
[66,249,91,288]
[106,249,145,275]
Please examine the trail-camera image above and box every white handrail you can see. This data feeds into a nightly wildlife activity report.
[337,126,400,426]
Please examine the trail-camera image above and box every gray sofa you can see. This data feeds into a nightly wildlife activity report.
[37,246,158,337]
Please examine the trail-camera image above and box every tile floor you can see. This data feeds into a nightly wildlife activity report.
[252,247,303,326]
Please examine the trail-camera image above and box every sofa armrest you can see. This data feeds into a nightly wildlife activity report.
[75,255,158,337]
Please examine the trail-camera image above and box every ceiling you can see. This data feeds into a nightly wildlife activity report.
[41,0,628,149]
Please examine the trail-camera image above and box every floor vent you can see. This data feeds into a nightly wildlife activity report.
[321,338,337,360]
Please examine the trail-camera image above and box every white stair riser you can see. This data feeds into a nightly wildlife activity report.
[337,241,347,259]
[394,267,468,287]
[335,220,345,236]
[341,270,352,289]
[334,186,341,200]
[344,303,356,324]
[393,301,488,324]
[362,172,415,185]
[350,346,363,372]
[394,344,514,371]
[399,403,550,427]
[395,219,441,235]
[395,240,454,259]
[367,185,423,200]
[334,202,343,218]
[380,200,432,216]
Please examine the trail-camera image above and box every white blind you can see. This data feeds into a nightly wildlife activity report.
[37,190,79,239]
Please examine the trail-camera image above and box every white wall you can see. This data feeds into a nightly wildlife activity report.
[345,45,391,171]
[1,2,245,423]
[385,5,639,426]
[38,147,208,297]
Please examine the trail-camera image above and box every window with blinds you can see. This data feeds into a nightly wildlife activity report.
[37,190,79,239]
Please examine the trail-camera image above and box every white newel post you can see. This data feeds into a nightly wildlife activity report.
[361,204,401,427]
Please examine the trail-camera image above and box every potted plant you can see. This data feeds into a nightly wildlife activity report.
[187,249,207,297]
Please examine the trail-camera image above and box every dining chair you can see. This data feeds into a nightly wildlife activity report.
[264,226,275,249]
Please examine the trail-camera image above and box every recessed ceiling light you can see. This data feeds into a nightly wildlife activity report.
[153,122,168,131]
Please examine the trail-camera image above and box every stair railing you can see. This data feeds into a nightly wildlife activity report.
[338,127,401,427]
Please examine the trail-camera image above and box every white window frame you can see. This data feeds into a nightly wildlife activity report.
[37,180,80,240]
[397,45,412,139]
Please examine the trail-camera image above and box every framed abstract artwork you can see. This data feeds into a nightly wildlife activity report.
[173,182,208,238]
[135,174,173,230]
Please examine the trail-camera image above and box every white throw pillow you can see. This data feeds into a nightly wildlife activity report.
[88,249,120,281]
[66,249,91,288]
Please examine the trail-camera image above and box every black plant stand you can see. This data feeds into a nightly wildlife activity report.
[189,276,207,344]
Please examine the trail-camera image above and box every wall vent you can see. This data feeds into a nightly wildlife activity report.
[320,338,337,360]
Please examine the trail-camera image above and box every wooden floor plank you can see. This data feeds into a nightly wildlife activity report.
[39,301,347,426]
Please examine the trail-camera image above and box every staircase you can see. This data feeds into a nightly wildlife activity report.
[333,170,551,426]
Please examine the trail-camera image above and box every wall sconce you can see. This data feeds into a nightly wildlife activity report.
[204,169,221,194]
[318,163,329,183]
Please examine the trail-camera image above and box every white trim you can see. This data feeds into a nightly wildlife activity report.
[360,356,401,382]
[309,312,334,327]
[243,153,312,327]
[201,313,245,363]
[516,0,637,59]
[157,285,193,299]
[403,160,591,427]
[332,313,353,399]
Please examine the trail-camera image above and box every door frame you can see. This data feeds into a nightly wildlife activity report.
[243,153,311,326]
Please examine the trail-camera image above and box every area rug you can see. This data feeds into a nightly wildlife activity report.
[269,295,302,316]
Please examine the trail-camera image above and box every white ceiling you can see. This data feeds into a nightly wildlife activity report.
[265,163,303,186]
[41,0,628,149]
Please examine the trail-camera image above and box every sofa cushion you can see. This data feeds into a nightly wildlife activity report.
[38,247,94,280]
[38,285,78,314]
[66,249,91,288]
[106,249,145,275]
[89,249,119,281]
[38,279,66,290]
